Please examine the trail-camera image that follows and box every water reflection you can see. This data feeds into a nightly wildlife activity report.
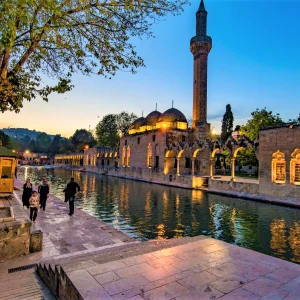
[19,167,300,263]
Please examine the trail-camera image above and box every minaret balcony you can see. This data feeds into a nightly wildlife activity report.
[190,35,212,46]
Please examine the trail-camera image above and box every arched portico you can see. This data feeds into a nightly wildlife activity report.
[177,149,192,176]
[164,150,177,174]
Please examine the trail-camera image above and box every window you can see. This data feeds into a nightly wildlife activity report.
[137,137,140,144]
[125,140,127,146]
[272,150,286,183]
[182,136,186,143]
[155,156,159,168]
[147,144,152,168]
[1,159,12,178]
[152,135,156,142]
[185,157,191,168]
[291,148,300,185]
[126,146,130,167]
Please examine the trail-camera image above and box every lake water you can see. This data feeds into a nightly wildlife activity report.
[19,166,300,263]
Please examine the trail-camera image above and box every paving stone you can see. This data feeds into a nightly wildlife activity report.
[102,275,149,295]
[94,271,121,285]
[114,263,155,278]
[143,282,189,300]
[219,287,260,300]
[178,271,219,290]
[172,257,206,271]
[68,269,101,291]
[243,276,283,297]
[261,288,289,300]
[128,296,144,300]
[79,286,113,300]
[142,265,181,282]
[265,267,300,283]
[87,261,127,276]
[209,274,248,294]
[175,284,224,300]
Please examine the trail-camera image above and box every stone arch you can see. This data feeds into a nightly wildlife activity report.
[272,150,286,183]
[126,146,130,167]
[177,148,192,175]
[291,149,300,185]
[164,149,177,175]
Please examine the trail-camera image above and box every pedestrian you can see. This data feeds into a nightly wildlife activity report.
[15,166,18,179]
[22,178,32,208]
[64,177,80,216]
[38,176,49,211]
[29,191,40,224]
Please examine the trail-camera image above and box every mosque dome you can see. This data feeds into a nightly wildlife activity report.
[144,111,162,126]
[129,117,146,130]
[158,108,187,123]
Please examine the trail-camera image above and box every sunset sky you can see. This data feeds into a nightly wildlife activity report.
[1,0,300,137]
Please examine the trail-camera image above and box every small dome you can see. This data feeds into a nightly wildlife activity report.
[158,108,187,123]
[129,117,146,130]
[144,111,162,126]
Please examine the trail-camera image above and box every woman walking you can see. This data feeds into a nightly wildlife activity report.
[22,179,32,208]
[29,191,40,224]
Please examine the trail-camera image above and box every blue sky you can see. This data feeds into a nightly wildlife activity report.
[1,0,300,137]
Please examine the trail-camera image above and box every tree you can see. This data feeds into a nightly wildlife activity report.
[96,114,119,148]
[221,104,234,142]
[35,132,52,152]
[241,108,284,140]
[0,130,10,146]
[95,111,137,147]
[117,111,138,136]
[0,0,188,113]
[20,135,32,149]
[28,139,36,151]
[71,129,96,151]
[49,134,61,156]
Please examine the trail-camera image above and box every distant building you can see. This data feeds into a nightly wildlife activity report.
[20,153,52,165]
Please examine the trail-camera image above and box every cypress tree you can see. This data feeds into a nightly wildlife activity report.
[221,104,234,141]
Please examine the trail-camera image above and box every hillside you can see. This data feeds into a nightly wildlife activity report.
[1,128,54,140]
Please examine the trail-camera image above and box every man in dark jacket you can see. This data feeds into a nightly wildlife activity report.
[64,178,80,216]
[38,176,50,211]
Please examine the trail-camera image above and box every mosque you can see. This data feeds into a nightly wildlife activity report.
[55,0,300,200]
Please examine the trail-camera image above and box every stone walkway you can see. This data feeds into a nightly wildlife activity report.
[13,179,135,262]
[59,236,300,300]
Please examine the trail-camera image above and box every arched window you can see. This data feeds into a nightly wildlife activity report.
[147,144,152,168]
[291,149,300,185]
[272,150,286,183]
[126,146,130,167]
[122,147,126,167]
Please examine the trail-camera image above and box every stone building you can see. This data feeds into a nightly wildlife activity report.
[259,124,300,198]
[56,1,299,200]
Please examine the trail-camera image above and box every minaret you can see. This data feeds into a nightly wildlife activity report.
[190,0,212,129]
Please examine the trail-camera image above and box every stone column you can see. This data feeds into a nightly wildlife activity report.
[210,158,214,177]
[231,158,235,179]
[192,158,195,176]
[177,157,180,176]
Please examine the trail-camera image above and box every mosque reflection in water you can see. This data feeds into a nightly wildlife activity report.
[20,167,300,263]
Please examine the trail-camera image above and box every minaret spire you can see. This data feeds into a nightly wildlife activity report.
[191,0,212,130]
[198,0,205,11]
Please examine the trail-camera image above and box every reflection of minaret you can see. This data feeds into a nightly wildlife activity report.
[190,0,212,129]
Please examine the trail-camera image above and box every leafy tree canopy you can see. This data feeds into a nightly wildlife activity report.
[35,132,52,152]
[71,129,96,151]
[0,130,11,146]
[96,111,137,147]
[241,108,284,141]
[0,0,188,113]
[221,104,234,142]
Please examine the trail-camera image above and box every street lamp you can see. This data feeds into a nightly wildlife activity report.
[84,145,89,150]
[25,150,30,154]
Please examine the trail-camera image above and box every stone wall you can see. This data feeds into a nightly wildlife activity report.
[0,219,31,262]
[37,264,83,300]
[108,168,193,189]
[259,125,300,198]
[209,179,259,194]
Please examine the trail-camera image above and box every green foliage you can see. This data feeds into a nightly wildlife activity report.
[35,132,52,152]
[96,114,119,148]
[0,0,188,112]
[0,130,10,146]
[241,108,283,141]
[71,129,96,151]
[96,111,137,147]
[221,104,234,142]
[235,147,258,167]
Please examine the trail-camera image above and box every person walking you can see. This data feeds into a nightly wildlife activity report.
[64,178,80,216]
[22,178,32,208]
[29,191,40,223]
[38,176,49,211]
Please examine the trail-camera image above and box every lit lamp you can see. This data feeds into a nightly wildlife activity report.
[25,150,30,154]
[232,125,241,140]
[84,145,89,150]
